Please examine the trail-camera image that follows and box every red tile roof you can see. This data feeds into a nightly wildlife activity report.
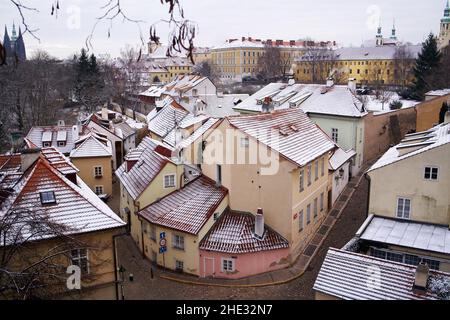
[41,147,79,175]
[115,137,170,200]
[138,176,228,235]
[227,108,335,167]
[199,211,289,254]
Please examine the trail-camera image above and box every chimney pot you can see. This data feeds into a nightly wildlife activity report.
[254,208,264,239]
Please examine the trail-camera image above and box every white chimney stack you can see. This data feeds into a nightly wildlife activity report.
[326,78,334,88]
[72,124,80,142]
[348,78,356,92]
[413,263,429,294]
[101,107,109,120]
[254,208,265,239]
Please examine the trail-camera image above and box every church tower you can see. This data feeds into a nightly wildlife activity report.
[439,0,450,49]
[375,22,383,46]
[390,19,397,40]
[2,23,26,61]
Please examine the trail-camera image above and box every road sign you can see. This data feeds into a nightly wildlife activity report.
[160,232,166,239]
[159,247,167,254]
[159,238,167,247]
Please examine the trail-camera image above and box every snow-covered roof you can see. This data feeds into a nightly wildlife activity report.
[25,125,78,154]
[70,135,112,158]
[329,148,356,170]
[0,150,125,244]
[211,38,314,51]
[178,118,220,149]
[234,82,367,117]
[148,100,189,138]
[363,94,420,113]
[425,89,450,97]
[356,215,450,255]
[297,45,422,62]
[314,248,449,300]
[368,123,450,172]
[41,147,79,175]
[199,211,289,254]
[115,137,172,200]
[227,108,335,167]
[139,85,166,98]
[138,175,228,235]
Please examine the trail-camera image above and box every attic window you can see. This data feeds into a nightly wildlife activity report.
[40,191,56,205]
[43,142,51,147]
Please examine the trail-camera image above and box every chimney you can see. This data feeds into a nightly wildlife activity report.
[72,124,80,142]
[326,77,334,88]
[20,148,41,172]
[289,40,296,46]
[413,263,429,295]
[242,36,246,42]
[254,208,265,239]
[288,79,295,86]
[348,78,357,93]
[101,107,109,120]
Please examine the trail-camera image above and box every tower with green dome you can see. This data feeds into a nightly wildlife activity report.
[439,0,450,48]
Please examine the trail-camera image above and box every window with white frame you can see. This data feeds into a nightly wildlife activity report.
[94,186,104,195]
[175,260,184,271]
[306,204,311,224]
[94,166,103,178]
[240,137,249,148]
[71,249,89,273]
[164,174,176,188]
[298,210,304,232]
[172,234,185,250]
[222,258,235,272]
[331,128,338,143]
[396,197,411,219]
[320,193,324,211]
[424,166,438,181]
[299,169,304,192]
[149,224,156,241]
[57,141,66,147]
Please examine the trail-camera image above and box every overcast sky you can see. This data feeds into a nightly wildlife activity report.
[0,0,447,59]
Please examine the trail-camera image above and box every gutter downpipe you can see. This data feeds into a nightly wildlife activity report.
[113,231,129,301]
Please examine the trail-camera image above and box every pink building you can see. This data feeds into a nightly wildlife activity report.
[199,210,290,279]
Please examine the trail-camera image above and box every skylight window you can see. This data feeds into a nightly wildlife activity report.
[40,191,56,205]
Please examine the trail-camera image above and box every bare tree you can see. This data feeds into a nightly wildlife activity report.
[0,206,112,300]
[193,60,220,81]
[256,45,283,80]
[302,40,335,83]
[393,45,414,90]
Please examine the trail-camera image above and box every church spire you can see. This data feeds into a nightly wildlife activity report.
[445,0,450,17]
[390,19,397,40]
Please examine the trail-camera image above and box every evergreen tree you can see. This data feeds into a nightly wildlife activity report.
[439,102,448,124]
[409,33,441,101]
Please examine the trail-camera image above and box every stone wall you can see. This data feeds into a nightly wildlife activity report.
[416,94,450,132]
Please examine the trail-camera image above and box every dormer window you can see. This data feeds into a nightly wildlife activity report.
[57,141,66,147]
[40,191,56,205]
[43,142,51,147]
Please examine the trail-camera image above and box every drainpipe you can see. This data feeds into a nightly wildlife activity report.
[112,231,129,301]
[364,172,371,219]
[140,219,145,259]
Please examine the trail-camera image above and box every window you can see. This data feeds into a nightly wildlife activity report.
[216,165,222,185]
[405,254,420,266]
[306,204,311,224]
[321,158,325,176]
[57,141,66,147]
[313,198,318,218]
[396,197,411,219]
[314,161,319,181]
[386,251,403,263]
[94,186,104,195]
[222,258,235,272]
[43,142,51,147]
[173,234,185,250]
[331,128,338,143]
[240,137,249,148]
[40,191,56,204]
[422,258,440,270]
[71,249,89,273]
[299,169,304,192]
[94,166,103,178]
[298,210,304,232]
[175,260,184,272]
[424,166,438,181]
[149,224,156,241]
[164,174,176,188]
[320,193,324,211]
[307,164,312,186]
[370,248,386,259]
[213,212,220,221]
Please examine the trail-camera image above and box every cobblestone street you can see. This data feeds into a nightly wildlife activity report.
[116,176,369,300]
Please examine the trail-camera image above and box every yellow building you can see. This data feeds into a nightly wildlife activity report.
[201,109,336,259]
[193,47,212,65]
[211,37,335,81]
[0,149,125,299]
[70,134,113,197]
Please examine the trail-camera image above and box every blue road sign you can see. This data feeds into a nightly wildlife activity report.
[160,232,166,239]
[159,247,167,254]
